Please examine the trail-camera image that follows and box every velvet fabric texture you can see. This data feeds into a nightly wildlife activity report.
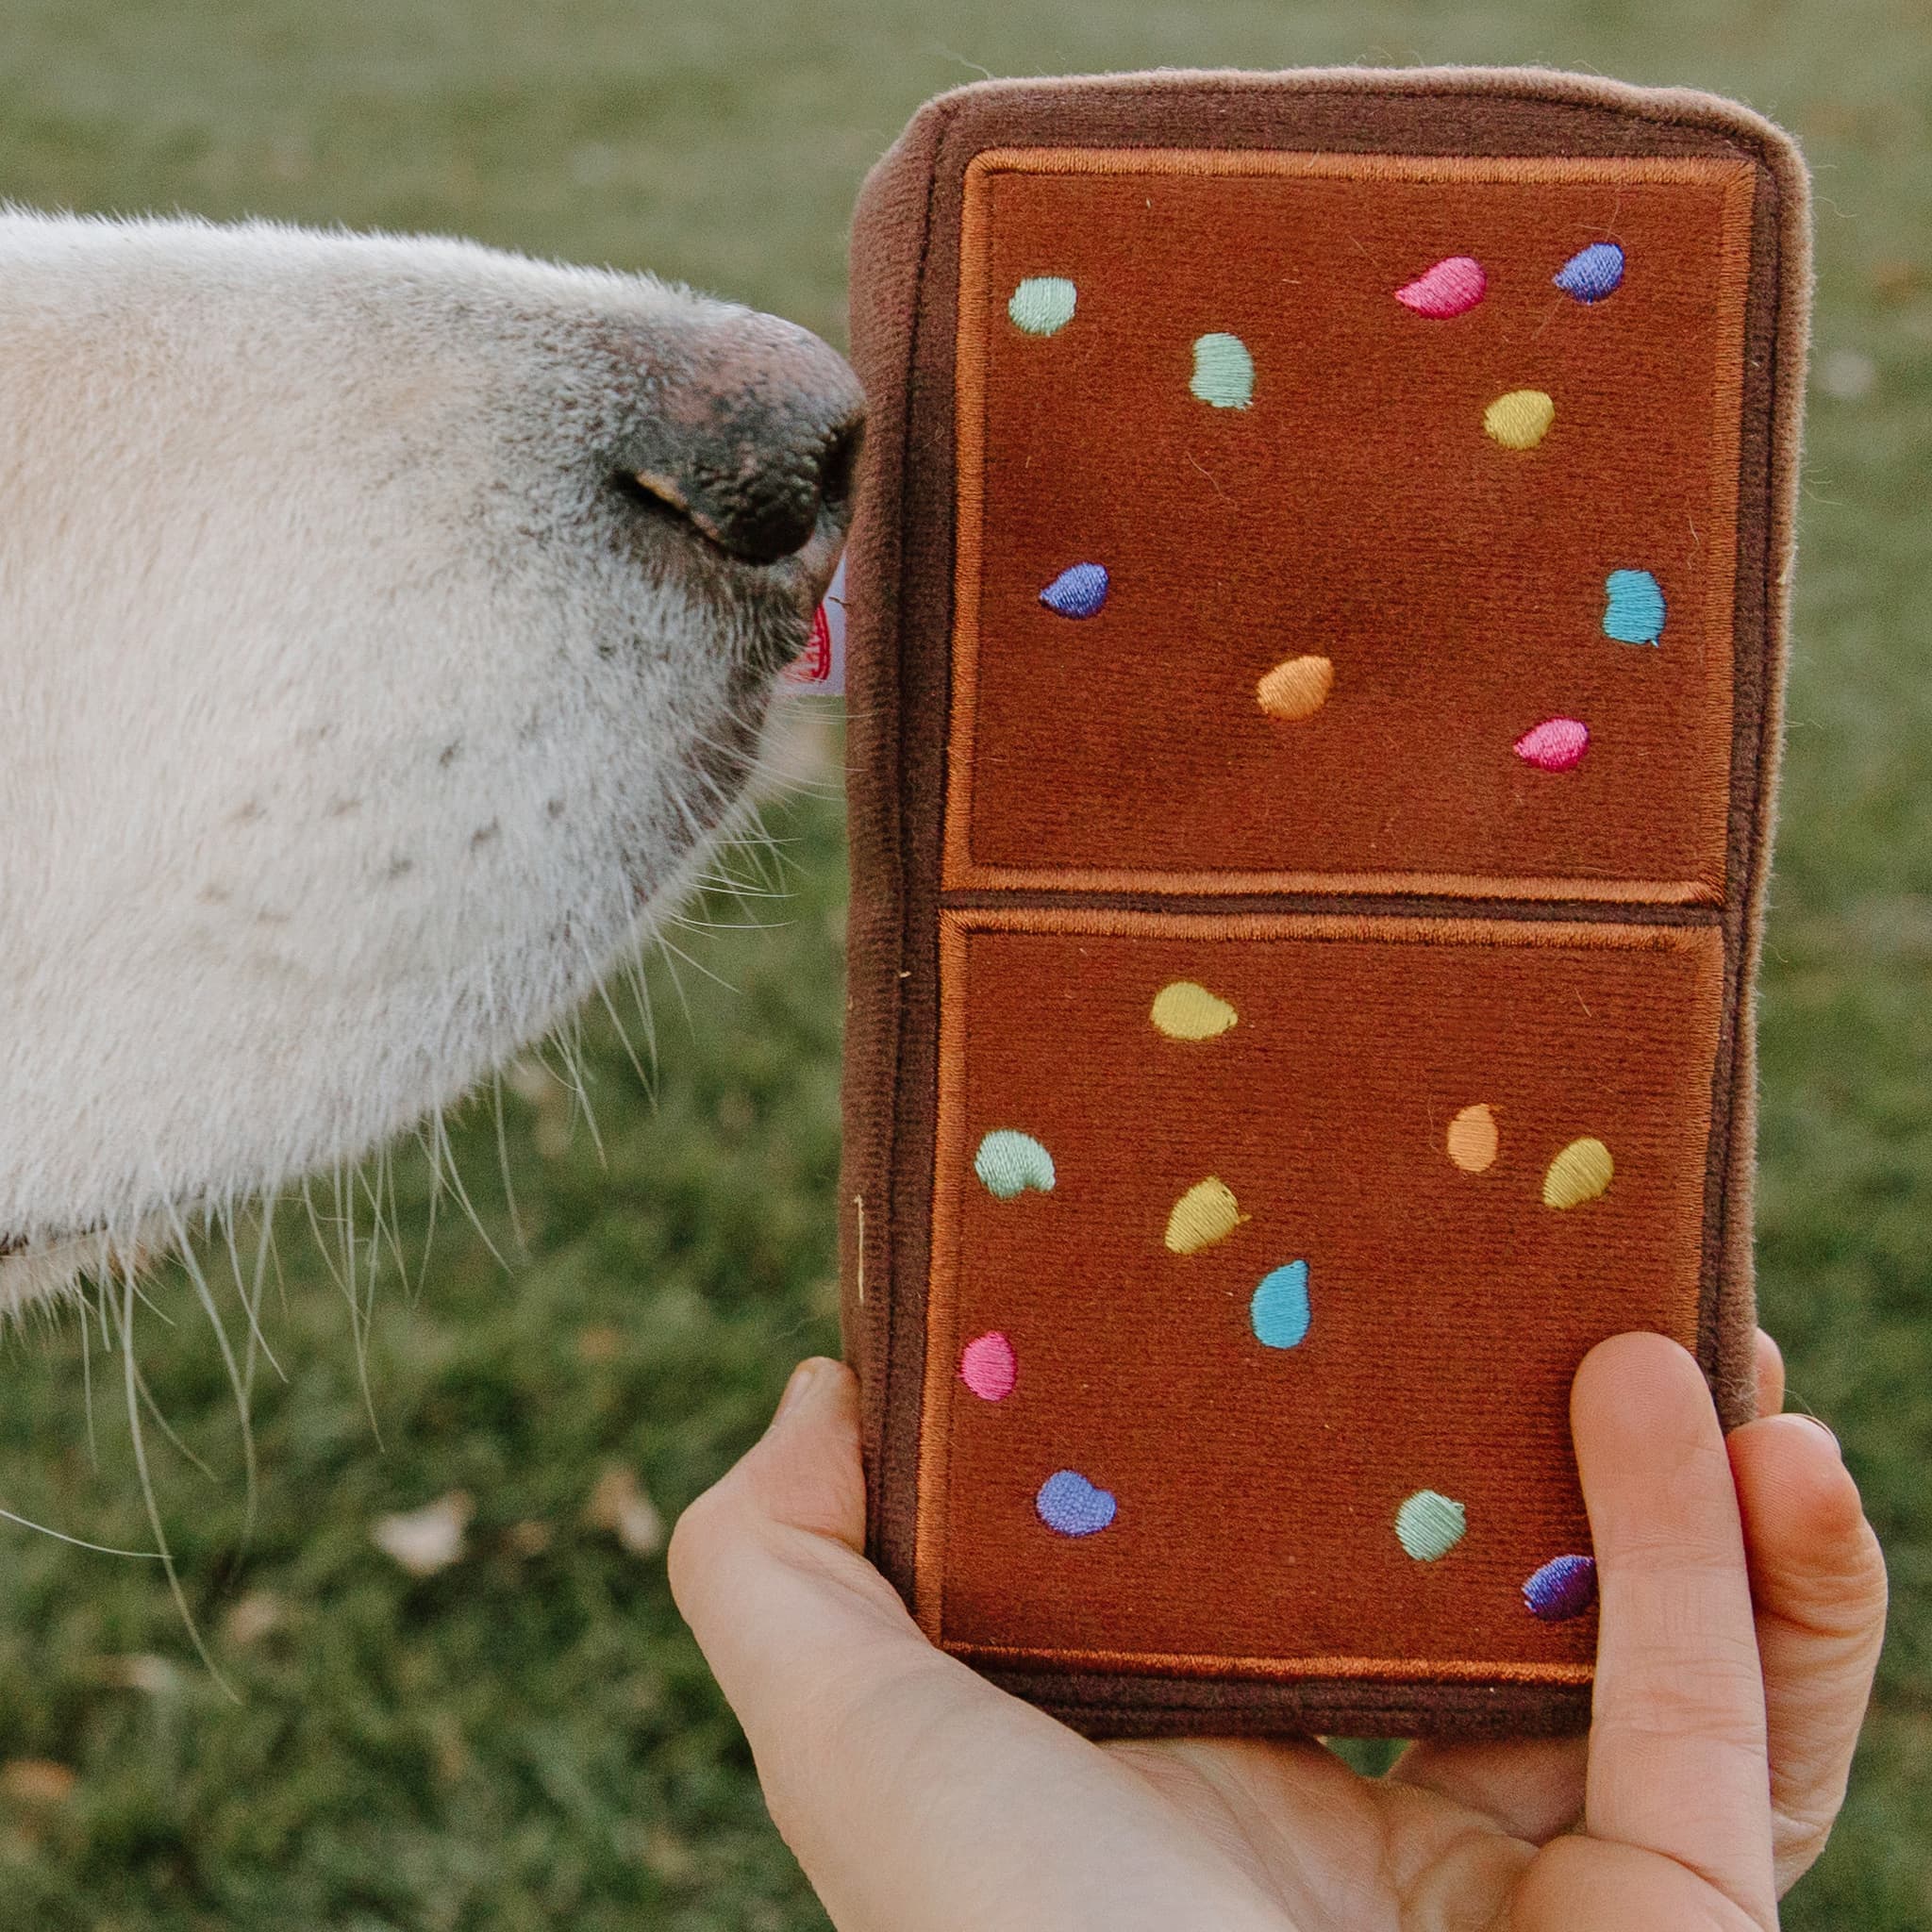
[841,68,1810,1739]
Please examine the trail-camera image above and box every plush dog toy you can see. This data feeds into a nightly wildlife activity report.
[839,67,1809,1738]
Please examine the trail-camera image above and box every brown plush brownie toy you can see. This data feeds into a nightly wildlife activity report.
[838,67,1810,1739]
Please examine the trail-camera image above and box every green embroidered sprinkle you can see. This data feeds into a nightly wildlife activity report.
[1191,332,1255,408]
[1395,1490,1468,1562]
[974,1129,1056,1200]
[1008,276,1077,337]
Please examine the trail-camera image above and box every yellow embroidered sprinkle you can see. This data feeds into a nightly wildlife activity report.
[1484,389,1556,451]
[1164,1177,1245,1255]
[1446,1103,1499,1174]
[1543,1137,1614,1209]
[1256,654,1335,722]
[1151,981,1238,1041]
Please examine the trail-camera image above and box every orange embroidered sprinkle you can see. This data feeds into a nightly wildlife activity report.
[1257,655,1334,722]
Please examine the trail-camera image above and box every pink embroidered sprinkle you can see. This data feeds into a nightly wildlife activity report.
[959,1331,1018,1402]
[1514,717,1590,772]
[1394,255,1487,319]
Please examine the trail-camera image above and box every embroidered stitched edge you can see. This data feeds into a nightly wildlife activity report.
[941,149,1757,904]
[912,904,1727,1676]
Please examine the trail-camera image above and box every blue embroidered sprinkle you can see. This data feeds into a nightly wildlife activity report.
[1604,568,1666,645]
[1524,1553,1598,1621]
[1036,1470,1117,1538]
[1554,242,1625,304]
[1250,1261,1311,1349]
[1039,562,1108,619]
[973,1129,1055,1200]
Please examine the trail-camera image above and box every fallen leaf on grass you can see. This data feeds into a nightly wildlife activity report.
[96,1655,183,1696]
[585,1465,664,1557]
[0,1760,75,1805]
[504,1519,554,1558]
[223,1592,286,1647]
[575,1324,623,1364]
[372,1491,474,1576]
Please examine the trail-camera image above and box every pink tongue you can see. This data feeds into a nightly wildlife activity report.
[782,556,847,693]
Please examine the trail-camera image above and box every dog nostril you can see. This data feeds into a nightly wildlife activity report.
[621,414,858,566]
[613,318,865,568]
[818,421,861,520]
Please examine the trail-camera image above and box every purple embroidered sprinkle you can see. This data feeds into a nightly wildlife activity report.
[1036,1470,1117,1538]
[1039,562,1108,619]
[1554,242,1625,304]
[1524,1553,1598,1621]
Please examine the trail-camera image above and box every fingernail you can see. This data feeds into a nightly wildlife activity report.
[772,1359,821,1426]
[1791,1412,1840,1456]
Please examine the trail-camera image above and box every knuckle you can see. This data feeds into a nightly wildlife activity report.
[664,1481,736,1609]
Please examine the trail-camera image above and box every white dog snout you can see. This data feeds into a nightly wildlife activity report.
[0,209,864,1305]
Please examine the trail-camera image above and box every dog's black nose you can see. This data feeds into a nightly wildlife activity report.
[625,313,865,567]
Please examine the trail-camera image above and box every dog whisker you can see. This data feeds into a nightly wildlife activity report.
[118,1260,238,1702]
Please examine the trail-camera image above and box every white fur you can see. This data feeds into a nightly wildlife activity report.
[0,210,849,1312]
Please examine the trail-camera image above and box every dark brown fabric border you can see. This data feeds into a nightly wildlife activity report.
[841,66,1810,1739]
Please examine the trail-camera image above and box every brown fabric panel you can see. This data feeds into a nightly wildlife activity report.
[841,68,1809,1737]
[843,104,951,1552]
[949,154,1753,899]
[919,910,1723,1674]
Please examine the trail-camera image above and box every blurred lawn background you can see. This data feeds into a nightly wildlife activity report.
[0,0,1925,1924]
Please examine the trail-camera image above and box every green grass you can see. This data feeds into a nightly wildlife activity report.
[0,0,1926,1924]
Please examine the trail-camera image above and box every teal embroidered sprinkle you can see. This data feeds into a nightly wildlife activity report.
[1395,1489,1468,1562]
[1191,332,1255,408]
[973,1129,1055,1200]
[1008,276,1077,337]
[1604,569,1666,645]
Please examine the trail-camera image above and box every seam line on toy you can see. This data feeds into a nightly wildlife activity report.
[945,1640,1592,1687]
[939,864,1726,905]
[965,147,1755,189]
[887,84,970,1632]
[936,889,1726,928]
[936,904,1730,957]
[1704,160,1806,1414]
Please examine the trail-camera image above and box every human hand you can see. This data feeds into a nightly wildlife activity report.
[670,1331,1886,1931]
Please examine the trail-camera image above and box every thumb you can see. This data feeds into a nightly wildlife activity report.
[669,1360,1292,1932]
[668,1357,928,1701]
[688,1356,871,1554]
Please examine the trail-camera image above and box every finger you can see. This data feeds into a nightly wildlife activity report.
[1572,1332,1777,1930]
[1727,1411,1888,1893]
[1511,1834,1771,1932]
[669,1359,1285,1932]
[1753,1329,1785,1416]
[1390,1324,1792,1842]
